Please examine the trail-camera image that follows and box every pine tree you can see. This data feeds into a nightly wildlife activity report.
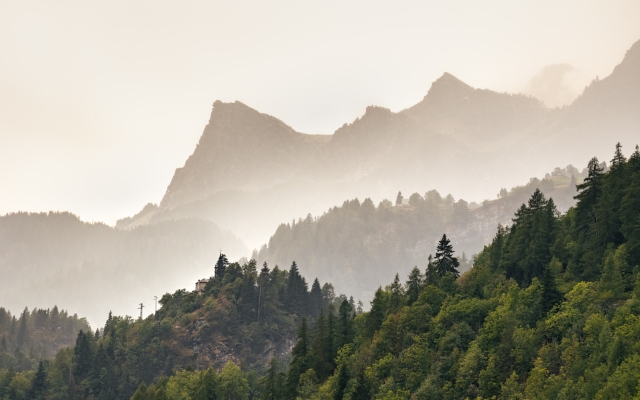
[334,363,350,400]
[406,266,423,305]
[286,262,309,318]
[541,260,562,313]
[257,262,271,322]
[629,145,640,173]
[336,300,354,350]
[309,278,323,318]
[214,252,229,280]
[366,287,387,338]
[575,157,605,234]
[621,171,640,267]
[28,361,47,400]
[310,310,331,381]
[260,358,285,400]
[74,330,94,380]
[104,310,113,336]
[435,234,460,278]
[287,318,311,399]
[388,274,404,313]
[17,308,28,348]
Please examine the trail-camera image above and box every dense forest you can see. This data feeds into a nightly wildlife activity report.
[0,252,355,399]
[1,142,639,399]
[255,164,584,301]
[0,306,89,371]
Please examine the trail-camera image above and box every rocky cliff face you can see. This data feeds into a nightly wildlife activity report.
[160,101,329,209]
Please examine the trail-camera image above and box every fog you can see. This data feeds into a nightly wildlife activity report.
[2,2,640,326]
[1,1,639,225]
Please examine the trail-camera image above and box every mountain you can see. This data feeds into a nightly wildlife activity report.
[4,147,640,399]
[121,40,639,252]
[160,100,329,210]
[254,165,582,301]
[0,212,247,325]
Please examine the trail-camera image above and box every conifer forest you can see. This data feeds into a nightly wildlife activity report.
[2,6,640,398]
[1,143,639,399]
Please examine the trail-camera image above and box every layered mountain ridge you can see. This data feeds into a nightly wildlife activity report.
[121,39,640,251]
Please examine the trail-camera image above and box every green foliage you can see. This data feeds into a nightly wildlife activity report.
[4,142,640,399]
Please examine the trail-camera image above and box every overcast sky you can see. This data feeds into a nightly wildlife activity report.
[1,0,639,224]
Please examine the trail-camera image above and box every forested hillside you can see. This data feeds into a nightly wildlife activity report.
[1,143,639,399]
[267,143,640,399]
[255,164,583,301]
[0,306,89,372]
[0,213,247,325]
[0,253,355,399]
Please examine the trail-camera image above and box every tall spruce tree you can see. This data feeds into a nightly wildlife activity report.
[309,278,323,318]
[261,358,285,400]
[366,287,387,338]
[214,252,229,280]
[257,262,271,322]
[575,157,605,235]
[286,262,309,318]
[310,309,331,381]
[28,360,47,400]
[434,234,460,278]
[287,318,310,399]
[406,266,423,305]
[336,300,354,350]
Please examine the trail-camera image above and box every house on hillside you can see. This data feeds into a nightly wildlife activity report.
[401,198,410,206]
[195,278,209,295]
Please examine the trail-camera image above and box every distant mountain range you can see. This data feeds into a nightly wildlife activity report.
[0,212,246,325]
[120,39,640,250]
[3,39,639,322]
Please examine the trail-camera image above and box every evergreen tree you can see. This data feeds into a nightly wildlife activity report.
[405,266,423,305]
[575,157,605,234]
[286,262,309,318]
[287,318,310,399]
[28,361,47,400]
[257,262,271,322]
[309,278,323,318]
[434,234,460,278]
[260,358,285,400]
[336,300,354,350]
[104,310,113,336]
[310,310,331,381]
[388,274,404,313]
[366,287,387,338]
[541,260,562,313]
[621,172,640,267]
[214,252,229,280]
[73,330,94,380]
[17,308,28,348]
[334,363,349,400]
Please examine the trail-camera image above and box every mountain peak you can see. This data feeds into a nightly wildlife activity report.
[428,72,474,95]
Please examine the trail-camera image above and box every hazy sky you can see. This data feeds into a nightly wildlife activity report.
[1,0,639,224]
